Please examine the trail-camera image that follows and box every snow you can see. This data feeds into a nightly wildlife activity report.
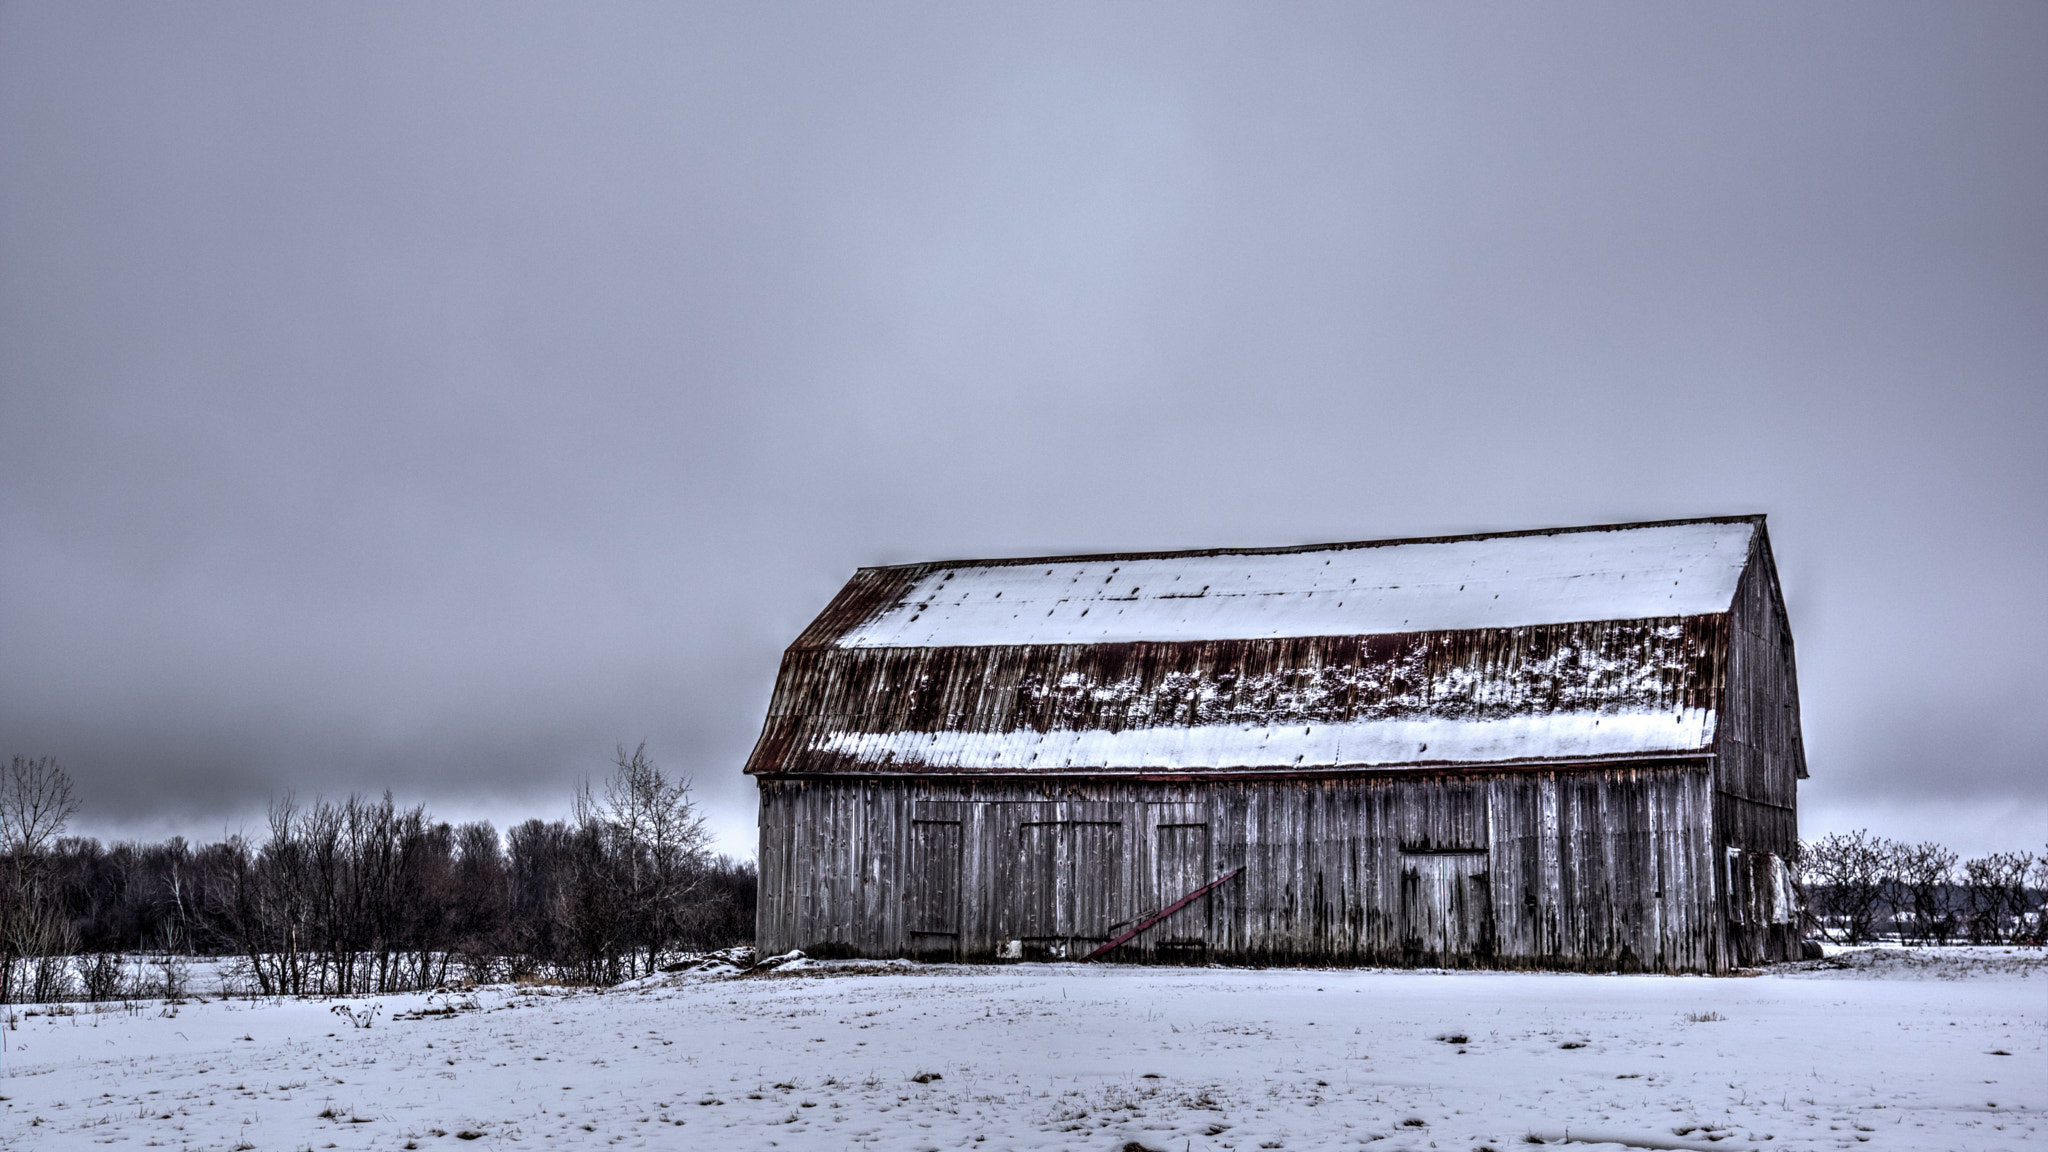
[841,520,1757,648]
[812,708,1715,771]
[7,945,2040,1151]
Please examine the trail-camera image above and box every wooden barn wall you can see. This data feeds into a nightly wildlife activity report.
[755,765,1722,973]
[746,619,1727,777]
[1714,531,1805,965]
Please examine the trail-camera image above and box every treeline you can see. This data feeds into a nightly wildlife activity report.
[0,749,755,1004]
[1799,830,2045,945]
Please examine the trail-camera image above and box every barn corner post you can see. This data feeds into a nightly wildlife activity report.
[745,516,1804,975]
[750,778,785,958]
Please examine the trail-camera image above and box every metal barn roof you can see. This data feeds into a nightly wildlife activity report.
[838,518,1756,648]
[747,517,1768,778]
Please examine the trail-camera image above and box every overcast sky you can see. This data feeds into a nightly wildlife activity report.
[2,3,2042,860]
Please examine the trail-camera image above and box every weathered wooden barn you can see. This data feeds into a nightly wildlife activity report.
[748,516,1806,973]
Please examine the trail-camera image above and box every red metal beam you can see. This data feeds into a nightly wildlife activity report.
[1081,867,1244,963]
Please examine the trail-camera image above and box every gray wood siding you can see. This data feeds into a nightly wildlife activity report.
[1713,527,1805,965]
[1717,533,1805,821]
[757,765,1722,973]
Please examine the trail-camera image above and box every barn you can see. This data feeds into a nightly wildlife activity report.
[746,515,1805,973]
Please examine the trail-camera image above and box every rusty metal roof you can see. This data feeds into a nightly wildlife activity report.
[748,516,1765,778]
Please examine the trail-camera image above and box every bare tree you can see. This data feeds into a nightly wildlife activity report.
[1962,851,2037,944]
[449,821,507,982]
[16,754,756,999]
[577,743,713,977]
[0,756,77,856]
[1798,830,1895,944]
[2028,852,2048,945]
[261,795,317,994]
[1891,840,1959,944]
[0,756,78,1002]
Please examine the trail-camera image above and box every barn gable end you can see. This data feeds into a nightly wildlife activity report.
[1713,523,1807,965]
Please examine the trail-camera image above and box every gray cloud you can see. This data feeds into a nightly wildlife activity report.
[3,3,2043,858]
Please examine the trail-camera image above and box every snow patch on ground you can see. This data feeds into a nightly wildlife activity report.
[1798,944,2048,981]
[4,946,2039,1151]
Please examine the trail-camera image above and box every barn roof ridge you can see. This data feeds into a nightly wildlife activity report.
[852,513,1768,576]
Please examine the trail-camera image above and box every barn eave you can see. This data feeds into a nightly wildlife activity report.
[747,748,1717,780]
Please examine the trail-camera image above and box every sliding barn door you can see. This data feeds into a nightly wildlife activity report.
[1151,819,1213,962]
[995,804,1127,960]
[1396,780,1496,966]
[1067,821,1125,942]
[1401,852,1494,965]
[906,816,963,959]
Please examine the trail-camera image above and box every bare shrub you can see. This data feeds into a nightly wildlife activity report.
[1798,830,1895,944]
[1891,840,1959,944]
[1962,851,2037,944]
[8,745,759,998]
[76,951,125,1001]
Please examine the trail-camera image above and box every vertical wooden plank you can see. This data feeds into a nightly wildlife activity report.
[1068,821,1124,944]
[1154,822,1212,950]
[755,784,782,954]
[1400,853,1492,965]
[907,820,963,935]
[1019,820,1060,940]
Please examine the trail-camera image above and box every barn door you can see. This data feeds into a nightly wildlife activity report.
[1401,852,1494,965]
[906,818,962,958]
[997,805,1125,960]
[1066,822,1124,942]
[1396,780,1494,966]
[1152,822,1212,962]
[1012,820,1063,943]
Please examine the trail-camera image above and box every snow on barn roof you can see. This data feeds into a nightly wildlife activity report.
[836,517,1757,648]
[749,517,1765,777]
[804,711,1718,775]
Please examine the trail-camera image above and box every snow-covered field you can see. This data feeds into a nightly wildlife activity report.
[4,948,2039,1151]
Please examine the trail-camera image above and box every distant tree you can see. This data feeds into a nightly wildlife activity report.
[2028,852,2048,945]
[0,756,79,1002]
[193,834,272,992]
[1962,851,2037,944]
[1890,840,1959,945]
[448,821,508,981]
[1798,830,1895,944]
[260,796,317,994]
[680,854,758,952]
[2,749,757,1000]
[506,817,575,978]
[577,743,713,977]
[0,755,78,856]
